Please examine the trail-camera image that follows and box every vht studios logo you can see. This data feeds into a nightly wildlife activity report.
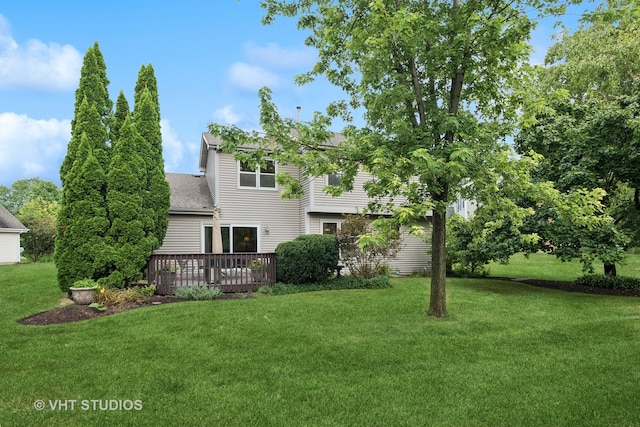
[34,399,143,411]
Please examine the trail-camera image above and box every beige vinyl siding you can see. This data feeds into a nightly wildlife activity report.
[310,171,372,213]
[389,223,432,275]
[0,232,21,264]
[155,214,210,254]
[309,214,431,275]
[204,149,217,205]
[217,153,301,252]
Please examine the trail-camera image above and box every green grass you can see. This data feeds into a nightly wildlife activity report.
[487,252,640,281]
[2,262,640,426]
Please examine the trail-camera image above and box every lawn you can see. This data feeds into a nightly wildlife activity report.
[1,261,639,426]
[488,252,640,281]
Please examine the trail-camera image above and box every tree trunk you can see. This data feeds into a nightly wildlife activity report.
[604,263,617,276]
[428,200,448,317]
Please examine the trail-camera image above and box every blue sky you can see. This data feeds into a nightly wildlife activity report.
[0,0,591,187]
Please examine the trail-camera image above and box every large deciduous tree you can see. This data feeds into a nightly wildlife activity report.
[17,198,59,263]
[0,178,61,214]
[516,0,640,274]
[211,0,566,316]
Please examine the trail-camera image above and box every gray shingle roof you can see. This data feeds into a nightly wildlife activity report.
[165,173,215,213]
[0,204,27,231]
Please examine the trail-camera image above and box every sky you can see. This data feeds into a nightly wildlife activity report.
[0,0,592,188]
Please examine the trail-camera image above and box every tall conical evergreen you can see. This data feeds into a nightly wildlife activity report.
[134,64,159,115]
[133,66,170,248]
[106,116,155,287]
[111,90,130,144]
[56,45,170,290]
[61,42,112,184]
[60,98,110,182]
[55,133,110,291]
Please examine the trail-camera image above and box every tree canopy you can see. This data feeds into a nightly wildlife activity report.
[210,0,573,316]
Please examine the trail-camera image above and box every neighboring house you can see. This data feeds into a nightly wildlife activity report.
[155,132,433,275]
[0,204,28,265]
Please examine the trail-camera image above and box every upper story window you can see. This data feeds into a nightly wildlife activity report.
[327,173,342,187]
[239,160,276,189]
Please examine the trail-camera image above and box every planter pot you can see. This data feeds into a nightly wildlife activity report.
[69,286,97,305]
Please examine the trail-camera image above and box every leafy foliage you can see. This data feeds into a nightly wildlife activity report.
[212,0,569,316]
[337,214,401,279]
[271,274,391,295]
[575,275,640,291]
[17,199,58,262]
[175,286,223,300]
[0,178,61,214]
[276,234,340,285]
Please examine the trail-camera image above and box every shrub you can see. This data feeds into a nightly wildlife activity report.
[175,286,222,300]
[96,285,156,306]
[337,214,402,279]
[271,274,392,295]
[575,275,640,290]
[276,234,339,285]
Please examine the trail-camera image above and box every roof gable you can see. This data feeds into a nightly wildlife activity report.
[165,173,215,214]
[0,204,27,231]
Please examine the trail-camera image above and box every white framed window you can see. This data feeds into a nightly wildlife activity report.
[322,221,339,235]
[326,173,342,187]
[203,223,259,253]
[239,160,276,189]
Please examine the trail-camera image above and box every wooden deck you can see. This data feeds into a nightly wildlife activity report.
[147,252,276,295]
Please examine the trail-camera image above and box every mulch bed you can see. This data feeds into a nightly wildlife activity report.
[18,279,639,326]
[18,293,251,326]
[493,277,640,297]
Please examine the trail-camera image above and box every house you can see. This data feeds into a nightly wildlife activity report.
[155,132,432,275]
[0,204,28,265]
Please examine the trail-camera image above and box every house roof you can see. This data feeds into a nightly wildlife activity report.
[165,173,215,214]
[200,131,347,171]
[0,204,28,232]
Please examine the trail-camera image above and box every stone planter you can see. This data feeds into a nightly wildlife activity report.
[69,286,97,305]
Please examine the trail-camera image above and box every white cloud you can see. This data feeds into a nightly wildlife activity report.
[0,14,82,91]
[227,62,282,92]
[243,42,315,69]
[213,105,242,125]
[160,119,186,172]
[0,112,70,185]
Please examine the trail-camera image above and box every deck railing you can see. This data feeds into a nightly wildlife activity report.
[147,252,276,295]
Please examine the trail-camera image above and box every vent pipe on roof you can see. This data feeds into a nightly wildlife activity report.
[296,106,301,122]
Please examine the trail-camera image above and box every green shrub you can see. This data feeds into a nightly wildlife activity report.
[271,275,391,295]
[175,286,223,300]
[575,275,640,290]
[276,234,339,285]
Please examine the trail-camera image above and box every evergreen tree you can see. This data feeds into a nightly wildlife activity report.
[61,42,112,184]
[111,90,130,144]
[133,67,171,248]
[55,133,110,292]
[106,116,155,287]
[134,64,159,116]
[60,98,110,181]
